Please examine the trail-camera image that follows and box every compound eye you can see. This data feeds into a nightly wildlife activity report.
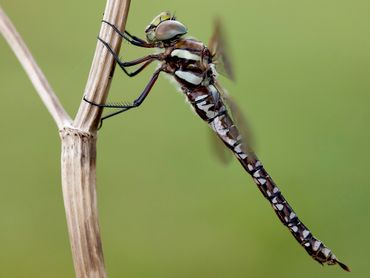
[155,20,187,41]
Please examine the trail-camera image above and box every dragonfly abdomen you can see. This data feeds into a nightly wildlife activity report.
[186,85,348,270]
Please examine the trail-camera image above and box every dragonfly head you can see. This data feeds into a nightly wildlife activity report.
[145,11,187,43]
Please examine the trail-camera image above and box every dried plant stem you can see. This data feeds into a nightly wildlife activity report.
[60,128,103,277]
[0,0,131,277]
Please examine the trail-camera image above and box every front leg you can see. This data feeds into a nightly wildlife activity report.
[98,37,161,77]
[102,20,154,48]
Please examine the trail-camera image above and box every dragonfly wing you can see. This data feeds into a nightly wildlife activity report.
[208,127,233,164]
[214,80,255,154]
[208,18,235,81]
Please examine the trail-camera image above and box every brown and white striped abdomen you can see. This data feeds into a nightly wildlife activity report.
[185,84,349,271]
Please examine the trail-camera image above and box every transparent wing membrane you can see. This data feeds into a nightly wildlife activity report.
[208,127,233,164]
[207,81,255,163]
[208,18,235,81]
[214,81,255,153]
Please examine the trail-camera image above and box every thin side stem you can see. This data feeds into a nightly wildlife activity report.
[0,6,72,129]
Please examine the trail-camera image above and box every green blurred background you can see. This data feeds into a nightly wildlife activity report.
[1,0,369,277]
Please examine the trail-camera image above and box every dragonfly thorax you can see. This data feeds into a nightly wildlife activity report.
[160,39,215,88]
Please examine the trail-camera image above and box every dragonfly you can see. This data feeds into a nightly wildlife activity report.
[84,11,349,271]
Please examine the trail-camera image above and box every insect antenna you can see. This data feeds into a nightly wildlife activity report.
[171,11,177,20]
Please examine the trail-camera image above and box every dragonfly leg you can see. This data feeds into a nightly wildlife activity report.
[102,20,153,48]
[84,68,162,128]
[98,37,161,77]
